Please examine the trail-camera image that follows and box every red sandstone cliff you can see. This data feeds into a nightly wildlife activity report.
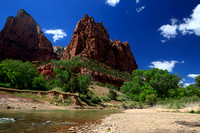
[62,14,138,73]
[0,9,57,61]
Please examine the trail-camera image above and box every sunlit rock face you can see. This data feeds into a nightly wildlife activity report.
[62,14,138,73]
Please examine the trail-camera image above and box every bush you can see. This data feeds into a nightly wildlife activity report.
[145,94,157,106]
[32,76,48,91]
[91,96,101,104]
[108,89,118,100]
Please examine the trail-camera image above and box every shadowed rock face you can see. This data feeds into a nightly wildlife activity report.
[0,9,58,61]
[62,14,138,73]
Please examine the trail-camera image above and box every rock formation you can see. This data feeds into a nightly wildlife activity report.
[62,14,138,73]
[0,9,57,61]
[37,63,125,88]
[53,45,64,59]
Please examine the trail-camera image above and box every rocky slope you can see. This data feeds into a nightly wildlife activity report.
[0,9,57,61]
[62,14,138,73]
[53,45,64,59]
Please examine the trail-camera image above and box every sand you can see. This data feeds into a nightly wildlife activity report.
[91,109,200,133]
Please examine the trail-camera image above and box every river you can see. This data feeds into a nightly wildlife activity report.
[0,110,122,132]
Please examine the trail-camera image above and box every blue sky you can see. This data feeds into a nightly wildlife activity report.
[0,0,199,87]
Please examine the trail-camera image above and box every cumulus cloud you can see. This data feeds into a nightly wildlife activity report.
[158,19,178,39]
[149,60,180,72]
[44,29,67,42]
[136,6,145,13]
[159,4,200,40]
[188,74,200,79]
[105,0,120,7]
[179,4,200,36]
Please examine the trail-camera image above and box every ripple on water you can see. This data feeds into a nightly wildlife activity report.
[0,118,15,124]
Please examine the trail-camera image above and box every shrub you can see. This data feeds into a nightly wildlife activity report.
[108,89,118,100]
[32,76,48,91]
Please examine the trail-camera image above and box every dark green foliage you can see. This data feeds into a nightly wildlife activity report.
[32,76,48,91]
[186,85,200,97]
[0,64,16,88]
[108,89,118,100]
[77,73,91,94]
[53,57,90,94]
[120,68,193,105]
[0,59,45,90]
[195,75,200,87]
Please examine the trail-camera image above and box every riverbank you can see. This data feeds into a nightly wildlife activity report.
[83,108,200,133]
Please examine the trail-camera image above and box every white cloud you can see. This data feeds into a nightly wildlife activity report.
[149,60,179,72]
[184,82,195,88]
[188,74,200,79]
[136,0,140,4]
[159,4,200,40]
[179,4,200,36]
[158,19,178,39]
[105,0,120,7]
[136,6,145,13]
[44,29,67,42]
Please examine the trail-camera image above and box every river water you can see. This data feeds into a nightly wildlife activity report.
[0,110,121,133]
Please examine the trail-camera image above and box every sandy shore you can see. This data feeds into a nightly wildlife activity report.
[88,109,200,133]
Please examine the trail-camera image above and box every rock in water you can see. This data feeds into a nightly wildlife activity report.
[62,14,138,73]
[0,9,58,61]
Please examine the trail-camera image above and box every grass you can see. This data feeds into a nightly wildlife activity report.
[156,96,200,109]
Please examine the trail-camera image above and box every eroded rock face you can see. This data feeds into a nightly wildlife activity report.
[53,45,64,59]
[0,9,57,61]
[62,14,138,73]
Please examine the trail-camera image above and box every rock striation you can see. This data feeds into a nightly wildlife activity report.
[62,14,138,73]
[0,9,57,61]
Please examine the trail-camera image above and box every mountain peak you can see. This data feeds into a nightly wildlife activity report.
[17,9,31,17]
[62,15,138,73]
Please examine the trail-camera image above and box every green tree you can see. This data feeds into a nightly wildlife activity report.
[0,59,39,89]
[32,76,47,91]
[77,73,91,94]
[0,64,16,88]
[195,75,200,87]
[53,57,91,94]
[121,68,181,100]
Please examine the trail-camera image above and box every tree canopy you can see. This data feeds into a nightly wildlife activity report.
[121,68,182,103]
